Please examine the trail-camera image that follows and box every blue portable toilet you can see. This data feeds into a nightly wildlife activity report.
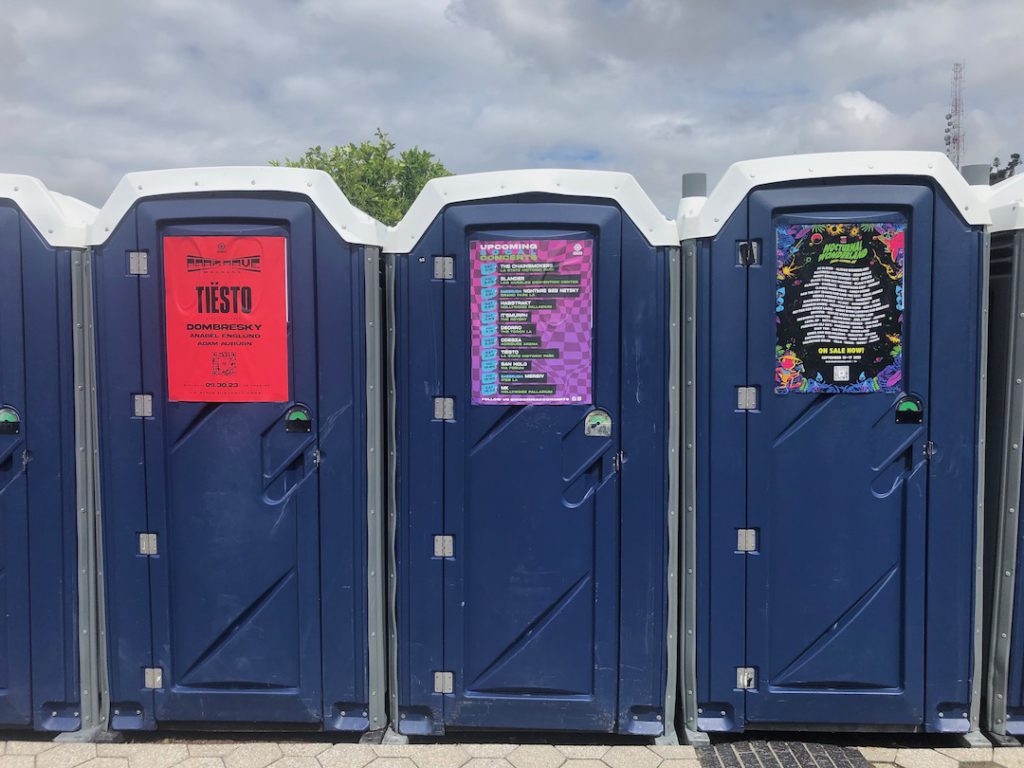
[0,175,96,731]
[982,171,1024,738]
[385,170,681,737]
[679,152,989,736]
[89,167,386,731]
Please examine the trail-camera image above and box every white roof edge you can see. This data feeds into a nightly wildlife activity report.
[89,166,385,246]
[985,175,1024,233]
[680,151,991,240]
[385,169,678,252]
[0,174,97,248]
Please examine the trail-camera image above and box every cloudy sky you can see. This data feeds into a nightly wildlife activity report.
[1,0,1021,214]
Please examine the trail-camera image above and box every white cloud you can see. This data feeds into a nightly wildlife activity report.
[0,0,1020,214]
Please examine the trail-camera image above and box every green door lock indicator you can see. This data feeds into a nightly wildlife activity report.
[895,395,924,425]
[285,405,312,433]
[0,406,21,435]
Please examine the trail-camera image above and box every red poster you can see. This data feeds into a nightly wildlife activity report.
[164,235,289,402]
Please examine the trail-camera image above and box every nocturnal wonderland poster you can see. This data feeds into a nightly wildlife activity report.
[775,220,906,394]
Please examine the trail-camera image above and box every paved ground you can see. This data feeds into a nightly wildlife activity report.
[0,739,1016,768]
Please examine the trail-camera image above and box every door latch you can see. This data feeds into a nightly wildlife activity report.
[737,241,760,266]
[736,666,757,689]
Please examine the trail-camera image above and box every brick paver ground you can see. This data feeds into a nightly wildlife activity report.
[0,739,1011,768]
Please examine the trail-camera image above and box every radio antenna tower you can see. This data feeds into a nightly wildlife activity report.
[944,62,965,169]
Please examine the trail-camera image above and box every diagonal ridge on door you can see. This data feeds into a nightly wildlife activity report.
[178,569,295,687]
[170,403,221,453]
[772,395,833,449]
[770,562,899,687]
[470,405,527,457]
[468,572,591,692]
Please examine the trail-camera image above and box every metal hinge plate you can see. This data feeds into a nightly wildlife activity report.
[923,441,937,460]
[128,251,149,275]
[434,671,454,694]
[737,241,760,266]
[433,256,454,280]
[434,397,455,421]
[133,394,153,418]
[737,528,758,553]
[434,535,454,558]
[736,666,756,689]
[313,449,322,469]
[737,386,758,411]
[613,450,624,473]
[144,667,163,689]
[139,533,158,556]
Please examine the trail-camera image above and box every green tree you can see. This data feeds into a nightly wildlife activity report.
[271,129,451,226]
[991,153,1021,184]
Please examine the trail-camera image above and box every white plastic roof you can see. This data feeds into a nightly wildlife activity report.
[385,169,679,252]
[89,166,385,246]
[0,174,97,248]
[985,174,1024,233]
[679,151,991,240]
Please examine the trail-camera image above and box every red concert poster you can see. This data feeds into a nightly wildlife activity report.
[163,235,289,402]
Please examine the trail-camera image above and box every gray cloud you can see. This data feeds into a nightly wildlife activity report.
[0,0,1019,214]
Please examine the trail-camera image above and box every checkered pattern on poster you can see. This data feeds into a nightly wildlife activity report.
[470,239,594,405]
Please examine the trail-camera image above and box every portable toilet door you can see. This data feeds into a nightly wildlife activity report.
[680,152,989,735]
[982,171,1024,738]
[89,168,386,731]
[0,176,96,731]
[386,170,681,737]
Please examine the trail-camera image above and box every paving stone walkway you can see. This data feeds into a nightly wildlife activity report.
[0,740,1013,768]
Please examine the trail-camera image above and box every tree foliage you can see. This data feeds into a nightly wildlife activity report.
[991,153,1022,184]
[271,129,451,225]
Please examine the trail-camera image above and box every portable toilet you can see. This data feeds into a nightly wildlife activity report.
[89,167,386,731]
[385,170,681,738]
[982,171,1024,738]
[0,175,96,731]
[679,152,989,736]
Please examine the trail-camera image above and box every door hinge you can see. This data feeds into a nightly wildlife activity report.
[737,241,760,266]
[923,441,937,460]
[433,535,454,558]
[138,533,158,556]
[613,450,624,473]
[312,448,322,469]
[21,450,29,472]
[143,667,163,689]
[433,397,455,421]
[737,386,758,411]
[736,667,756,689]
[737,528,758,553]
[128,251,149,275]
[434,671,454,694]
[433,255,454,280]
[133,394,153,417]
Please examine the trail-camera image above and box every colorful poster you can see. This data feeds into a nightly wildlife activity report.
[775,221,905,394]
[164,235,289,402]
[470,239,593,405]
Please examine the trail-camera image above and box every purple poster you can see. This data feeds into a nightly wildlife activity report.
[471,239,594,405]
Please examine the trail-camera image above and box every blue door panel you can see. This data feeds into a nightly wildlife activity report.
[314,214,371,731]
[441,203,621,732]
[392,217,447,734]
[0,205,32,727]
[93,209,155,729]
[696,202,749,731]
[745,186,933,727]
[22,235,80,730]
[616,222,670,735]
[135,200,322,724]
[922,206,983,732]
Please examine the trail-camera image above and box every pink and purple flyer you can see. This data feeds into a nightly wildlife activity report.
[470,239,594,405]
